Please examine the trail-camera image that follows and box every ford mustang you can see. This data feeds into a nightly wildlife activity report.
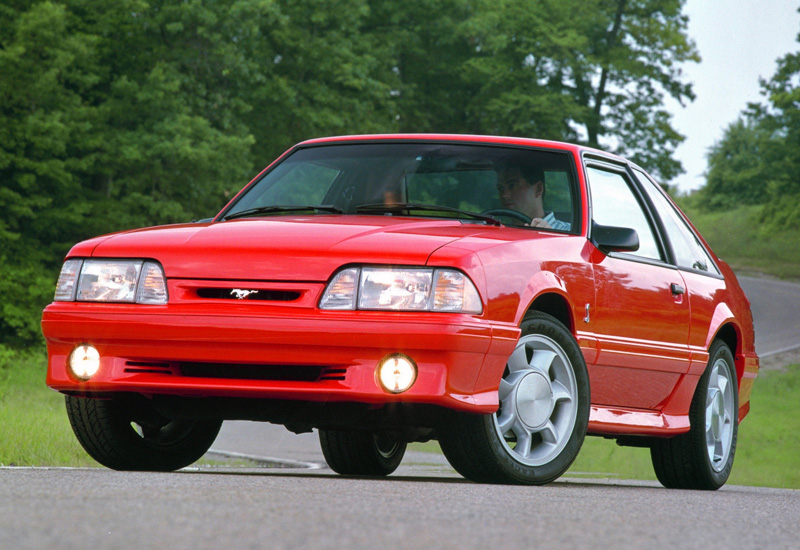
[42,134,759,489]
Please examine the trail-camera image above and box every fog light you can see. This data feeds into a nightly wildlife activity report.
[68,345,100,381]
[377,354,417,393]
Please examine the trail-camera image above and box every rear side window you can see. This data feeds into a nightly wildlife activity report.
[634,169,720,275]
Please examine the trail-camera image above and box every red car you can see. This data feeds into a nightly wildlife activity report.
[42,134,759,489]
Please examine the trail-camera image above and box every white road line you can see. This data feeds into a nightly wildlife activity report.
[205,448,323,469]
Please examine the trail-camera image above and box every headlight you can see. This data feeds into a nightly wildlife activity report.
[53,259,168,304]
[320,267,482,314]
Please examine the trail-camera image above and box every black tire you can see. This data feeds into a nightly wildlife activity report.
[650,340,739,490]
[65,395,222,471]
[438,311,590,484]
[319,429,406,476]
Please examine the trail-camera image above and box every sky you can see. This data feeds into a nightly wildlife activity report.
[668,0,800,193]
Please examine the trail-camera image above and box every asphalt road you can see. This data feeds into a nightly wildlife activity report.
[737,275,800,359]
[3,274,799,549]
[2,467,797,550]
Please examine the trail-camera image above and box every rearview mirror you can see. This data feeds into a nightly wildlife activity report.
[590,221,639,252]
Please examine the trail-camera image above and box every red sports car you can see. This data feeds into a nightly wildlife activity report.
[42,134,759,489]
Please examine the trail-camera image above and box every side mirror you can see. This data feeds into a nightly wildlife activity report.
[591,221,639,252]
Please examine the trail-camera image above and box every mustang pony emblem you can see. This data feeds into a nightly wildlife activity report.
[230,289,259,300]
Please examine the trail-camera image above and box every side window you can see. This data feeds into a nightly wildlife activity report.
[542,170,574,229]
[634,169,721,275]
[587,166,662,261]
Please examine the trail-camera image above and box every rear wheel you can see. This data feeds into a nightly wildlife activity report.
[65,395,222,471]
[319,429,406,476]
[438,312,590,484]
[650,340,739,490]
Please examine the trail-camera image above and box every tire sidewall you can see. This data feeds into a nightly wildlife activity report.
[691,341,739,488]
[66,395,221,471]
[370,435,407,474]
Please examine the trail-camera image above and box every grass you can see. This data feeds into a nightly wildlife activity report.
[678,202,800,280]
[0,347,96,467]
[3,348,799,488]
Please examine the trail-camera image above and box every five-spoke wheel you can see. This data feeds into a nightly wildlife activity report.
[438,312,590,484]
[494,333,579,467]
[650,340,739,490]
[705,355,736,473]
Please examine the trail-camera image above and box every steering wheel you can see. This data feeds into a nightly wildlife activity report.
[481,208,532,225]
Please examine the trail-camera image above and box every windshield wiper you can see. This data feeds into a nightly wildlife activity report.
[355,203,502,226]
[224,205,344,220]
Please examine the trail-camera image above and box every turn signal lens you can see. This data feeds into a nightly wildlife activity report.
[54,259,82,301]
[432,270,482,313]
[377,354,417,393]
[136,261,168,304]
[68,344,100,381]
[319,268,359,309]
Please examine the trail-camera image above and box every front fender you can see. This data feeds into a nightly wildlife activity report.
[517,270,571,323]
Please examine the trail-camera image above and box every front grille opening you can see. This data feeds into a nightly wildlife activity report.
[124,361,175,375]
[195,288,301,301]
[319,368,347,381]
[179,362,325,382]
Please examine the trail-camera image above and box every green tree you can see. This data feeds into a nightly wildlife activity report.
[698,26,800,231]
[756,43,800,231]
[0,0,702,347]
[380,0,698,181]
[0,1,102,345]
[459,0,591,140]
[246,0,399,161]
[1,1,256,346]
[573,0,697,181]
[698,117,773,211]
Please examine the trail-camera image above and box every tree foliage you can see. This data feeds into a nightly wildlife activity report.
[756,43,800,231]
[699,117,774,211]
[698,26,800,233]
[1,0,696,347]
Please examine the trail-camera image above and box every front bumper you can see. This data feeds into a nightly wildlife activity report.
[42,303,519,414]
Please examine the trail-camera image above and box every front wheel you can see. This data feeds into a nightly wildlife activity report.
[319,429,407,476]
[65,395,222,471]
[438,312,590,484]
[650,340,739,490]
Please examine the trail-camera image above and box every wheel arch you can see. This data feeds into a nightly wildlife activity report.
[517,270,576,333]
[528,291,574,333]
[712,321,744,384]
[704,301,745,385]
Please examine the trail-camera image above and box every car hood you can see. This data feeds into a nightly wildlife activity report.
[82,216,505,281]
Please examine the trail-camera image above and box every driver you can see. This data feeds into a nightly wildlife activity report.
[496,164,570,231]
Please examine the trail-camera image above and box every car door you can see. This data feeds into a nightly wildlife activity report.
[584,161,691,410]
[632,168,726,361]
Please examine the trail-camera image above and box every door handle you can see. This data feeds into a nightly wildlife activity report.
[671,283,685,295]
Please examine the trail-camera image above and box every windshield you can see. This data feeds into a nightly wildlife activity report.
[223,142,577,231]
